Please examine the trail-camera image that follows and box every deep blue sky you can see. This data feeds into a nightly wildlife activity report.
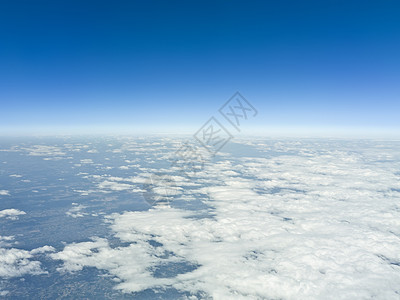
[1,0,399,136]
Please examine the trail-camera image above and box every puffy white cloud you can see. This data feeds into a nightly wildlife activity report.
[50,237,175,290]
[22,145,66,157]
[0,190,10,196]
[0,236,15,247]
[77,174,146,194]
[98,180,138,192]
[80,159,93,164]
[50,139,400,299]
[30,245,56,255]
[0,246,54,278]
[9,174,22,178]
[66,203,88,218]
[0,209,26,220]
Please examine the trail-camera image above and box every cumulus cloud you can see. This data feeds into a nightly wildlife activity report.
[0,236,15,247]
[0,190,10,196]
[73,189,104,196]
[77,173,146,194]
[50,236,174,290]
[50,139,400,299]
[80,159,93,164]
[0,209,26,220]
[66,203,88,218]
[30,245,56,255]
[22,145,66,157]
[98,180,138,192]
[0,246,55,278]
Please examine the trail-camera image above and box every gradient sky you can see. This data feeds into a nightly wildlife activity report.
[1,0,399,136]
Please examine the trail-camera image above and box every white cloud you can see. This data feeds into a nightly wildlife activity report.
[50,139,400,299]
[78,174,147,194]
[66,203,88,218]
[22,145,66,157]
[87,149,98,153]
[0,209,26,220]
[0,190,10,196]
[73,189,105,196]
[0,246,54,278]
[98,180,136,192]
[50,236,181,291]
[30,245,56,255]
[80,159,93,164]
[0,236,15,247]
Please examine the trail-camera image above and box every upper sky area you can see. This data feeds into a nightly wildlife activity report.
[1,0,399,136]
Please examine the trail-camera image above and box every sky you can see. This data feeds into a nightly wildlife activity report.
[0,0,399,136]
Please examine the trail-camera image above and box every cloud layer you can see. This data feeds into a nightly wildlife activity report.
[50,139,400,299]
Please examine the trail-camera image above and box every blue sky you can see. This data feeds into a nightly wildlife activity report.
[0,0,399,136]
